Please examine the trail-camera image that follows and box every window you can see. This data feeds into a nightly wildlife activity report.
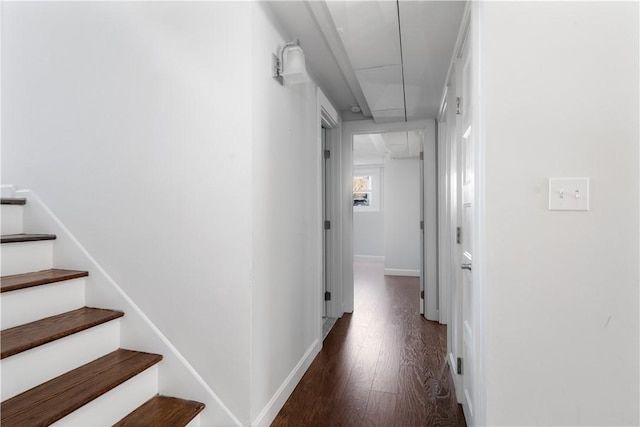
[353,175,372,207]
[353,167,380,212]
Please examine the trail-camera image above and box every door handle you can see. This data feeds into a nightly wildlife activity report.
[461,263,472,271]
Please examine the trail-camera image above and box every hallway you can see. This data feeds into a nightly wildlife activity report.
[272,261,465,426]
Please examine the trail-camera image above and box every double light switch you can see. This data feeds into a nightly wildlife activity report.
[548,178,589,211]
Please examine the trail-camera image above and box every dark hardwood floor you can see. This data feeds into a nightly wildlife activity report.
[272,261,466,427]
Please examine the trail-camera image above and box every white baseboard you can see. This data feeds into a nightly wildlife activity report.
[449,352,463,404]
[354,255,385,262]
[251,339,321,427]
[384,268,420,277]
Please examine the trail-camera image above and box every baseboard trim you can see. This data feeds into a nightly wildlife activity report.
[384,268,420,277]
[252,339,321,426]
[353,255,385,262]
[449,352,463,404]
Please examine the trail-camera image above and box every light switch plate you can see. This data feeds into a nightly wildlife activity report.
[549,178,589,211]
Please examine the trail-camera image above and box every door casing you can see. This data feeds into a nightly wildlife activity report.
[316,88,341,342]
[339,119,436,320]
[437,2,487,424]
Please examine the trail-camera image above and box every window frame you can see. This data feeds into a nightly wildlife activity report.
[353,167,381,212]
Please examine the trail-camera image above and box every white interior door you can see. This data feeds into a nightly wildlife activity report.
[451,132,464,402]
[446,75,464,402]
[459,38,476,425]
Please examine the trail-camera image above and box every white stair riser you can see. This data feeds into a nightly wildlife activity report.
[52,364,159,426]
[1,205,24,234]
[1,278,86,329]
[1,241,54,276]
[0,320,121,401]
[0,186,16,198]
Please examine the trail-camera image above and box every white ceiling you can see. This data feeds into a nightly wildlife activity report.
[266,1,466,123]
[353,130,423,165]
[354,134,387,166]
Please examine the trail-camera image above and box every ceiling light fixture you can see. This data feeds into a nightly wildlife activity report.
[350,105,362,113]
[273,40,310,86]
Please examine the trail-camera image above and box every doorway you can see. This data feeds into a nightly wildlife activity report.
[338,120,438,321]
[317,88,341,342]
[322,125,338,339]
[352,131,423,310]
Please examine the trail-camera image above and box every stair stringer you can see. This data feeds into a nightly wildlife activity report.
[16,189,242,427]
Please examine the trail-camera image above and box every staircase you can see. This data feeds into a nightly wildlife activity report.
[0,197,205,426]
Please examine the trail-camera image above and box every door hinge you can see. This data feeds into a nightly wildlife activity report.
[456,97,461,115]
[324,220,331,230]
[457,357,463,375]
[420,220,424,230]
[324,149,331,159]
[420,290,424,299]
[420,151,424,160]
[456,227,462,244]
[324,291,332,301]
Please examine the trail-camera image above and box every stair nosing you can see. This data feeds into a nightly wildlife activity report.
[1,307,124,359]
[113,395,206,426]
[1,269,89,293]
[1,198,26,205]
[1,233,56,244]
[0,349,163,427]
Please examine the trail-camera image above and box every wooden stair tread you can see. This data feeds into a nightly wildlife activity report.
[1,268,89,293]
[113,395,205,426]
[1,233,56,244]
[1,307,124,359]
[1,349,162,427]
[1,198,26,205]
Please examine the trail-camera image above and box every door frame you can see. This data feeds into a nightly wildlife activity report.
[316,88,341,341]
[339,119,436,320]
[469,3,486,424]
[437,99,451,327]
[437,2,487,424]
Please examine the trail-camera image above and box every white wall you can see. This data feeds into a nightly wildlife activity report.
[353,211,385,258]
[1,2,254,423]
[384,158,421,275]
[353,166,385,258]
[482,2,639,425]
[2,3,327,424]
[0,1,479,424]
[249,3,323,425]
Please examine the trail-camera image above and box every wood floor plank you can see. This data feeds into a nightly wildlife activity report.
[113,395,205,427]
[1,307,124,359]
[363,390,397,427]
[272,260,466,427]
[372,324,402,394]
[1,349,162,427]
[1,269,89,293]
[329,380,371,426]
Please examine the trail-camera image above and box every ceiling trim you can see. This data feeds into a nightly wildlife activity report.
[306,0,372,117]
